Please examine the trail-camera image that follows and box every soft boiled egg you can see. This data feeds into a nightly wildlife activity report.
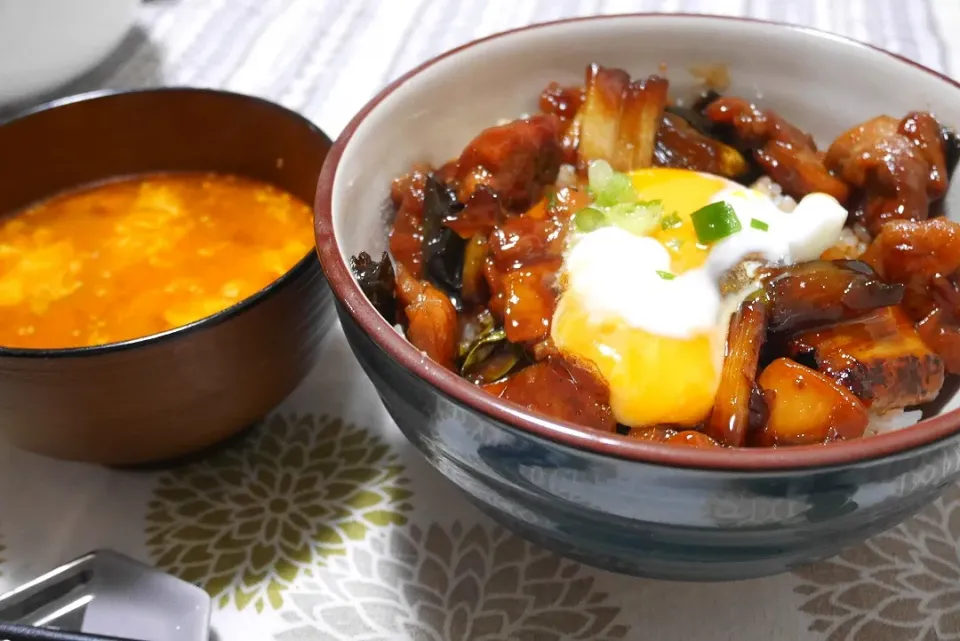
[551,164,848,429]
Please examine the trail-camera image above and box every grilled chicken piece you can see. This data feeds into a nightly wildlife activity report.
[825,112,949,235]
[497,357,615,431]
[395,265,458,369]
[704,96,849,203]
[455,114,562,211]
[861,218,960,285]
[861,218,960,373]
[789,306,945,412]
[388,164,431,277]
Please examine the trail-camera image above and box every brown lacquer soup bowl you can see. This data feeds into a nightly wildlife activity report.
[315,14,960,580]
[0,89,334,465]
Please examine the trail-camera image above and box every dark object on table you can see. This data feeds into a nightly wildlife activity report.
[0,89,335,465]
[0,622,136,641]
[0,549,210,641]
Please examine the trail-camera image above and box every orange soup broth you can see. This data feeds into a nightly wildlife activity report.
[0,173,314,349]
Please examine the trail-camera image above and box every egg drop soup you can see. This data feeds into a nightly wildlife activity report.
[0,173,314,349]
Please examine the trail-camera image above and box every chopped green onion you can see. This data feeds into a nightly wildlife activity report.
[656,270,676,280]
[574,207,609,232]
[690,201,742,244]
[665,239,683,251]
[606,203,658,236]
[595,173,636,207]
[642,200,664,217]
[750,218,770,231]
[588,160,640,207]
[660,212,683,230]
[587,160,614,192]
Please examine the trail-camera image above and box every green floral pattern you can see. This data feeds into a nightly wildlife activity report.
[278,522,629,640]
[145,414,413,613]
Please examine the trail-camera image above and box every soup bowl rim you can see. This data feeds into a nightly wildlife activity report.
[0,86,327,360]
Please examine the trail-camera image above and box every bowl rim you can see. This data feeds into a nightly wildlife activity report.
[0,87,331,359]
[315,12,960,471]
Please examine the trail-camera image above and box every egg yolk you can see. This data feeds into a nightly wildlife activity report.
[552,297,721,428]
[551,168,734,429]
[631,168,731,273]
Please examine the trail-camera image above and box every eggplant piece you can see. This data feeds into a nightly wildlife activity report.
[755,358,869,446]
[350,251,397,323]
[654,112,749,179]
[789,306,945,412]
[704,299,767,447]
[422,176,466,299]
[576,64,668,172]
[765,260,904,334]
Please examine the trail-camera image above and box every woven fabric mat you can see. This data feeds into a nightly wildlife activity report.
[2,1,960,640]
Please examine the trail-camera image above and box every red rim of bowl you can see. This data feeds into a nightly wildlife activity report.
[316,12,960,471]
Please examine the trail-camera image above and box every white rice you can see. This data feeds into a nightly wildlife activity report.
[556,164,578,189]
[750,176,797,212]
[865,409,924,436]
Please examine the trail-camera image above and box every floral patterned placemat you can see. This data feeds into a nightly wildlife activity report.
[2,1,960,639]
